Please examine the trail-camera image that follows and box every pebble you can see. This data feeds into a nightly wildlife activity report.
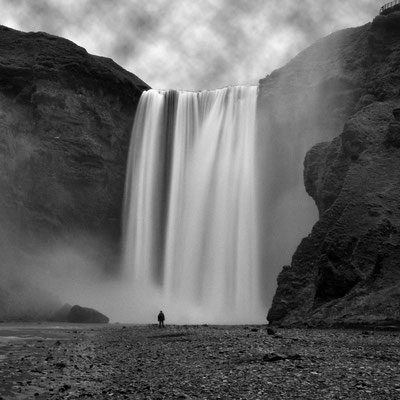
[0,325,399,399]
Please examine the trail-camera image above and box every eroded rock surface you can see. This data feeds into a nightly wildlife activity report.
[0,25,149,243]
[0,26,149,320]
[267,12,400,327]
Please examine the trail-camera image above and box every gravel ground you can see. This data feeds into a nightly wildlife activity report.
[0,323,399,399]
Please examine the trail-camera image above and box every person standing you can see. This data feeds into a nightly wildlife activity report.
[157,311,165,328]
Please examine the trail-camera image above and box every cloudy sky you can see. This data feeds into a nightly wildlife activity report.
[1,0,380,90]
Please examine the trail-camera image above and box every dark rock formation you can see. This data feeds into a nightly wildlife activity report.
[0,25,149,320]
[50,303,109,323]
[263,352,301,362]
[67,305,109,324]
[0,25,149,246]
[267,12,400,327]
[385,109,400,146]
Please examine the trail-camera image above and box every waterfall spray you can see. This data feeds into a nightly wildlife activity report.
[123,86,264,323]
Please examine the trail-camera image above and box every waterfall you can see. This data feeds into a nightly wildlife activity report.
[123,86,265,323]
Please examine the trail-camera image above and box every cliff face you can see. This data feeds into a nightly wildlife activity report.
[0,26,149,249]
[0,26,149,319]
[266,12,400,327]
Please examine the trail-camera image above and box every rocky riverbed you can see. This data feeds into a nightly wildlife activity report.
[0,323,399,399]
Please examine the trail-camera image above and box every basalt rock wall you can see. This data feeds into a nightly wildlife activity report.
[0,26,149,319]
[266,12,400,327]
[0,26,149,256]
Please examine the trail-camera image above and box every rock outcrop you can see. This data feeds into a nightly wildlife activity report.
[50,303,109,323]
[67,305,109,324]
[267,12,400,327]
[0,26,149,320]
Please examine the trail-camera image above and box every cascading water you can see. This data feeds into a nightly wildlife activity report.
[123,86,265,323]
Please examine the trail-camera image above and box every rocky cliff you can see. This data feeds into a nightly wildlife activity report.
[266,12,400,327]
[0,26,149,319]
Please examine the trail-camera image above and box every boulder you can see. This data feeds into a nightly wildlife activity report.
[67,305,109,324]
[266,327,276,336]
[385,120,400,147]
[392,108,400,121]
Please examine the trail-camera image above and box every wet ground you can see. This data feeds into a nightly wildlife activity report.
[0,323,399,399]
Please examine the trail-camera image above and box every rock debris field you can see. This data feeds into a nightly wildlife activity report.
[0,323,399,399]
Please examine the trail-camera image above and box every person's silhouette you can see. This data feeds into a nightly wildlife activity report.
[157,311,165,328]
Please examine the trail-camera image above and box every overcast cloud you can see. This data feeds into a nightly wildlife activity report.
[0,0,379,90]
